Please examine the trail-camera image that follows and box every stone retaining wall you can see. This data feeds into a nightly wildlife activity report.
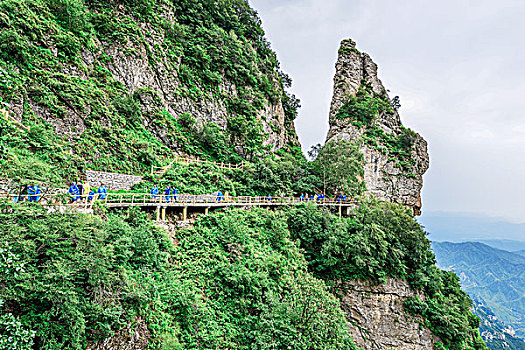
[86,171,143,191]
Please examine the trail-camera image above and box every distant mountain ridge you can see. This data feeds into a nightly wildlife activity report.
[432,241,525,349]
[419,211,525,243]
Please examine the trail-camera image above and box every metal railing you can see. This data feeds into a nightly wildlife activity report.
[0,192,355,208]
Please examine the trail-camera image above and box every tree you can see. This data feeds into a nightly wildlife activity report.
[307,143,322,161]
[313,139,364,195]
[391,96,401,112]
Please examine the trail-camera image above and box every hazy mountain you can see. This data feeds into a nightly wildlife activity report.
[516,251,525,258]
[432,241,525,347]
[419,211,525,243]
[477,240,525,252]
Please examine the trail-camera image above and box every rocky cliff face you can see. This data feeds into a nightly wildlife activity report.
[326,39,429,214]
[0,0,301,178]
[340,278,439,350]
[5,5,296,153]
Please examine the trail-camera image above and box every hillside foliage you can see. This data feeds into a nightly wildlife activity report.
[0,204,359,350]
[287,201,488,350]
[0,0,300,184]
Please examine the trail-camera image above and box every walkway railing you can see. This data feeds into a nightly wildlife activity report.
[151,156,244,176]
[0,192,355,208]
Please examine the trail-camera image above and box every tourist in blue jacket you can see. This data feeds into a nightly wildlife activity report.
[68,182,80,202]
[97,184,107,200]
[151,185,159,199]
[34,185,41,202]
[173,188,178,201]
[27,184,35,202]
[165,186,171,203]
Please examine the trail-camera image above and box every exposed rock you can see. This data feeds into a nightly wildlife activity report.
[326,39,429,214]
[85,170,143,191]
[86,318,150,350]
[339,278,438,350]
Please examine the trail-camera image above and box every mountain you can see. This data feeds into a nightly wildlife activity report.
[478,240,525,253]
[516,250,525,258]
[0,0,301,186]
[419,211,525,243]
[432,241,525,347]
[473,298,525,350]
[0,1,486,349]
[325,39,429,215]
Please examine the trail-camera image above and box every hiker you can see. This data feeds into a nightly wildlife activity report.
[266,194,272,202]
[78,182,84,197]
[217,190,224,202]
[87,189,95,202]
[164,186,171,203]
[151,185,159,200]
[173,187,178,201]
[34,185,41,202]
[97,184,107,200]
[27,184,35,202]
[300,193,304,201]
[83,182,90,201]
[11,189,19,203]
[68,182,80,202]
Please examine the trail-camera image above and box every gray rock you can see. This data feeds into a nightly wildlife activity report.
[339,278,439,350]
[86,170,143,191]
[326,39,429,215]
[86,318,150,350]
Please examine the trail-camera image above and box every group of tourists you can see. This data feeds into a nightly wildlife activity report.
[12,183,42,203]
[150,185,179,203]
[298,193,327,202]
[68,182,107,203]
[150,185,228,203]
[27,184,42,202]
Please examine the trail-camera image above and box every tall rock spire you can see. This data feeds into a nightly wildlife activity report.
[326,39,429,215]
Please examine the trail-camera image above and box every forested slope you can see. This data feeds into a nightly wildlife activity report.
[0,0,301,185]
[1,202,487,349]
[433,241,525,347]
[0,1,489,349]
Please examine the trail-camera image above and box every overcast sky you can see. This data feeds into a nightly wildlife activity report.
[249,0,525,223]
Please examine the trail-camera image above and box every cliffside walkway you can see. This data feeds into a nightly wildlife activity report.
[1,192,356,221]
[151,156,244,176]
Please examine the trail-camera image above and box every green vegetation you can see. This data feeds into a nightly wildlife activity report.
[287,201,487,350]
[335,80,392,127]
[0,199,487,350]
[0,0,300,184]
[338,39,360,55]
[0,204,359,350]
[135,152,323,197]
[311,139,365,195]
[335,80,418,172]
